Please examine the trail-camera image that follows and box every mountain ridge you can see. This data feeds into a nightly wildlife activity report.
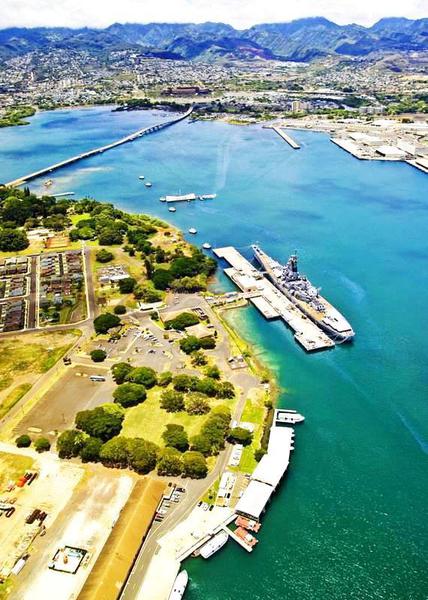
[0,17,427,62]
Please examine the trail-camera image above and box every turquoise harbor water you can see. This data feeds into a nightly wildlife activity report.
[1,108,427,599]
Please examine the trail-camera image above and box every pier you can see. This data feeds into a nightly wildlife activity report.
[271,126,300,149]
[213,246,334,352]
[5,107,194,187]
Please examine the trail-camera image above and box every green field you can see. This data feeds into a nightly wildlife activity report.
[121,387,237,446]
[0,383,32,420]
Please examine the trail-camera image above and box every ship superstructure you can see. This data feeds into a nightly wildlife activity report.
[252,245,354,342]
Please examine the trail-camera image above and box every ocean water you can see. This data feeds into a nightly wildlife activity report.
[1,108,427,599]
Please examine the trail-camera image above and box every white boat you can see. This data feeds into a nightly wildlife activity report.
[160,196,166,202]
[164,193,197,203]
[145,182,152,188]
[202,242,212,250]
[188,228,197,234]
[199,194,216,200]
[276,409,305,424]
[139,175,145,180]
[199,530,228,559]
[168,570,188,600]
[169,207,176,212]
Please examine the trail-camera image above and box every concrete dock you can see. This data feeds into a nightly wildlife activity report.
[272,127,300,149]
[214,247,334,352]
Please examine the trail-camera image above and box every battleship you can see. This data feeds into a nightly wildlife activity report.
[252,245,354,342]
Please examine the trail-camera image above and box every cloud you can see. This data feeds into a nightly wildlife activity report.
[0,0,427,29]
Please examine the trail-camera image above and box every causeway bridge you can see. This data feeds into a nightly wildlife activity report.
[5,106,194,187]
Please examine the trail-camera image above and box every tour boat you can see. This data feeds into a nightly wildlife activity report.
[202,242,212,250]
[168,570,188,600]
[145,182,152,187]
[168,207,176,212]
[188,228,197,234]
[139,175,145,180]
[199,531,228,558]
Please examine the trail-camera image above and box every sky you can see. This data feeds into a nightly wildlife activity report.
[1,0,427,29]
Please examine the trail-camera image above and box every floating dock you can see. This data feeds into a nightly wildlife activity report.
[214,247,334,352]
[272,127,300,149]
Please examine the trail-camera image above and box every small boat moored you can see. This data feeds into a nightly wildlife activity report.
[168,207,176,213]
[139,175,145,180]
[199,530,228,559]
[202,242,212,250]
[199,194,217,200]
[275,409,305,425]
[145,182,152,188]
[188,228,197,235]
[168,570,188,600]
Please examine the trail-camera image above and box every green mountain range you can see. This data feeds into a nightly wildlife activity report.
[0,17,427,62]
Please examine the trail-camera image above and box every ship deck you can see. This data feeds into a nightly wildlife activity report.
[214,247,334,352]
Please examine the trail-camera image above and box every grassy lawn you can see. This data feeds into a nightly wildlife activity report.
[0,330,79,392]
[121,387,237,446]
[201,476,220,504]
[233,387,267,474]
[0,452,34,489]
[70,212,91,226]
[0,383,32,420]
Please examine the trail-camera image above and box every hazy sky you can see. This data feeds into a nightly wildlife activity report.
[1,0,427,29]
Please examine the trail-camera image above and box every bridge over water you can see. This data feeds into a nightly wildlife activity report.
[5,106,194,187]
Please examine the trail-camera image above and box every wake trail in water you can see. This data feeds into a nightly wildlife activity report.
[397,412,428,454]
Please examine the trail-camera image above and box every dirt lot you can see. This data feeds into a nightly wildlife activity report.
[0,446,134,600]
[13,365,113,439]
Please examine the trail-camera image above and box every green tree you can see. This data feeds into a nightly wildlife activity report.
[96,249,114,263]
[157,447,183,476]
[90,349,107,362]
[34,437,51,453]
[216,381,235,399]
[113,383,147,408]
[199,336,216,350]
[254,448,266,462]
[152,268,174,290]
[57,429,88,459]
[112,362,132,384]
[190,433,212,456]
[125,366,157,388]
[114,304,127,315]
[196,377,218,397]
[160,389,185,412]
[185,393,210,415]
[79,437,103,462]
[228,427,253,446]
[165,312,199,331]
[0,228,29,251]
[99,436,129,467]
[179,336,201,354]
[118,277,136,293]
[15,434,31,448]
[182,451,208,479]
[133,284,162,303]
[127,438,158,474]
[162,424,189,452]
[93,312,121,334]
[98,228,124,245]
[173,374,199,392]
[75,406,124,441]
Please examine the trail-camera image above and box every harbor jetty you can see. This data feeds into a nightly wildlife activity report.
[5,107,194,187]
[213,246,334,351]
[267,126,300,149]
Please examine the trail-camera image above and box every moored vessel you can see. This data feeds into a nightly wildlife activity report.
[145,182,152,187]
[199,193,217,200]
[168,570,188,600]
[202,242,212,250]
[275,409,305,425]
[188,227,197,234]
[168,207,176,212]
[252,245,354,342]
[139,175,145,180]
[199,530,228,558]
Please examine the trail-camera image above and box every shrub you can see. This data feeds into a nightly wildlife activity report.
[204,365,220,379]
[162,424,189,452]
[254,448,266,462]
[75,406,124,441]
[90,349,107,362]
[34,437,51,453]
[157,447,183,476]
[228,426,253,446]
[113,383,147,408]
[118,277,136,294]
[158,371,173,387]
[57,429,88,459]
[165,312,199,331]
[96,249,114,263]
[191,350,207,366]
[199,336,216,350]
[125,366,157,388]
[114,304,127,315]
[93,313,121,334]
[112,362,132,384]
[15,434,31,448]
[182,451,208,479]
[160,389,185,412]
[185,393,210,415]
